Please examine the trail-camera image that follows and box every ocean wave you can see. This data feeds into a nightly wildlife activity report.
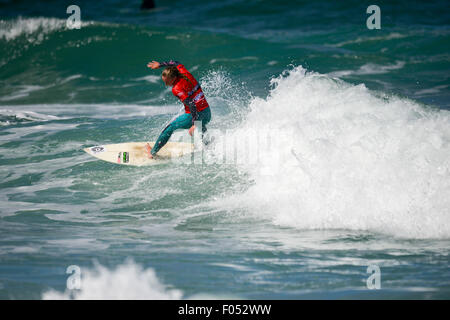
[328,61,406,78]
[0,16,96,42]
[209,56,259,64]
[0,109,61,126]
[0,103,179,123]
[0,17,64,42]
[0,85,45,102]
[415,85,449,96]
[331,32,408,47]
[212,65,450,239]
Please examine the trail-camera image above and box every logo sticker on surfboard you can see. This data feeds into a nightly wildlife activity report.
[123,152,129,163]
[117,152,129,163]
[90,146,106,154]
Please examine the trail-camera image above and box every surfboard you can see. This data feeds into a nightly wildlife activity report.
[83,141,194,166]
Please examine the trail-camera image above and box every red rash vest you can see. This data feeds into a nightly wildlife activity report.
[160,60,209,122]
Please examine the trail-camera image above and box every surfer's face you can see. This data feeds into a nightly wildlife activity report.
[162,74,175,86]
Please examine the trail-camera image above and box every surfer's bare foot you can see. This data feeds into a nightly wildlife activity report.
[145,143,153,159]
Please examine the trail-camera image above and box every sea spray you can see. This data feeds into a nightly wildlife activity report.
[214,66,450,239]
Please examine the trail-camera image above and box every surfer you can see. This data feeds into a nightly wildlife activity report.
[145,60,211,158]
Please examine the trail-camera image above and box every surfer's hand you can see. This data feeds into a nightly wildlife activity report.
[188,125,196,136]
[147,61,160,69]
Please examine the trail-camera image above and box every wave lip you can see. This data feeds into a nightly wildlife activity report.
[0,16,96,42]
[0,17,66,42]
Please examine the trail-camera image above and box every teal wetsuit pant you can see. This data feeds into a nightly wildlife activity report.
[151,107,211,156]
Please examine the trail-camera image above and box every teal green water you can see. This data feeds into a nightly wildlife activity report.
[0,0,449,299]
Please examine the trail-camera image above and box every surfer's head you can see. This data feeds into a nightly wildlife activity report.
[162,66,179,86]
[161,66,191,86]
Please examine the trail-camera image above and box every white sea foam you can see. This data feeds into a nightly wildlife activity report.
[0,109,61,126]
[0,103,179,122]
[0,74,83,102]
[0,17,64,41]
[0,17,93,42]
[215,66,450,239]
[42,260,232,300]
[42,260,183,300]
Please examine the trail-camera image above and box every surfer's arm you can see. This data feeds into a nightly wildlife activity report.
[187,99,198,136]
[184,97,198,124]
[179,96,198,136]
[147,60,181,69]
[160,60,181,67]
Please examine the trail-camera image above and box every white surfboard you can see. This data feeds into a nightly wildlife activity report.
[84,141,194,166]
